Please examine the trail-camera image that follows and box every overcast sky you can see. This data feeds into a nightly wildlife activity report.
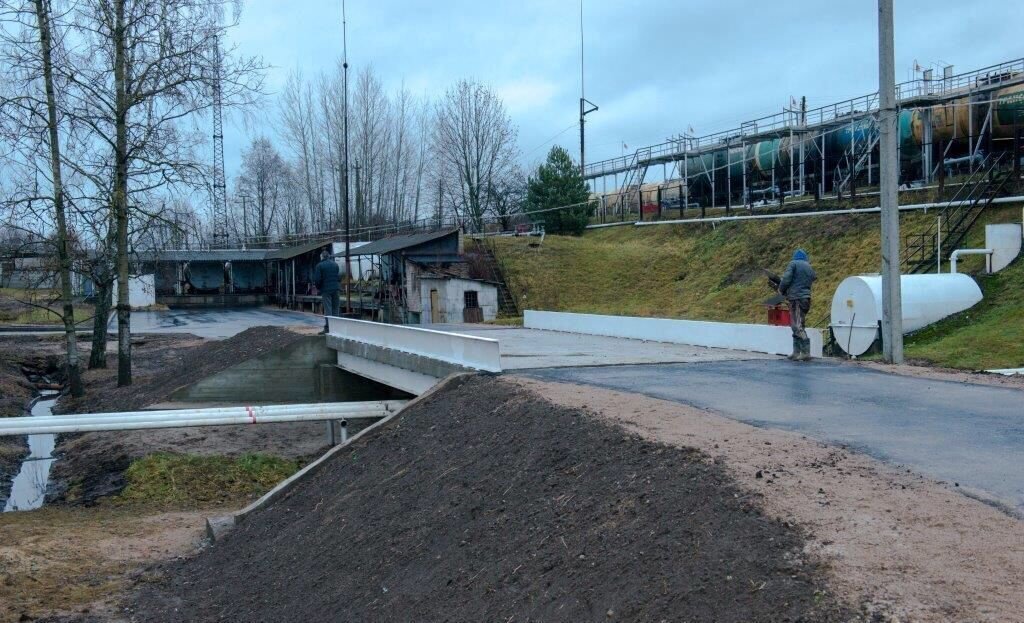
[222,0,1023,178]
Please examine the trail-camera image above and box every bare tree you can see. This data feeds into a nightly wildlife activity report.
[61,0,264,385]
[434,80,519,232]
[0,0,85,394]
[236,136,286,241]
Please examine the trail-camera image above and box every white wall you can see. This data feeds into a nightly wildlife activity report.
[525,310,824,358]
[986,223,1022,273]
[113,274,156,309]
[330,241,375,279]
[420,278,498,324]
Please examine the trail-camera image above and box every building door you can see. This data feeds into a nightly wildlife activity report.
[430,289,441,323]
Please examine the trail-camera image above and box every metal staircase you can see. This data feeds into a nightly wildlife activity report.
[835,134,880,196]
[612,147,651,220]
[902,153,1011,274]
[472,241,519,317]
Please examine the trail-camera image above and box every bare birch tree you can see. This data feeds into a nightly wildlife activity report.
[434,80,519,232]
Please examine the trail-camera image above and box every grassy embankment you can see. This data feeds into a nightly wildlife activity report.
[0,288,94,325]
[488,204,1024,369]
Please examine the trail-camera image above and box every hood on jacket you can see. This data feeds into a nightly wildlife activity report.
[793,249,808,262]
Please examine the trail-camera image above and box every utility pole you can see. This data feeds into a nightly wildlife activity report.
[878,0,904,363]
[578,0,597,175]
[342,0,351,314]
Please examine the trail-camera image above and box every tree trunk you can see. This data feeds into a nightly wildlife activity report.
[89,274,112,369]
[34,0,83,396]
[113,0,131,386]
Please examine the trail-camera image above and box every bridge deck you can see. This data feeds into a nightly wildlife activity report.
[430,324,774,369]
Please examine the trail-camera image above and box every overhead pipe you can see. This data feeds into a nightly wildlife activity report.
[0,401,407,436]
[949,248,993,274]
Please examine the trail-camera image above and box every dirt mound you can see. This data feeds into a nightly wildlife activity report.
[56,326,307,415]
[129,376,852,622]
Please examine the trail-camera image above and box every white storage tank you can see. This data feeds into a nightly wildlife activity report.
[830,274,983,356]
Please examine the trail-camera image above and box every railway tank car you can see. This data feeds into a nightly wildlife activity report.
[599,62,1024,209]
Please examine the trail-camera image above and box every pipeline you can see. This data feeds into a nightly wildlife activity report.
[0,401,407,436]
[949,248,994,274]
[624,195,1024,228]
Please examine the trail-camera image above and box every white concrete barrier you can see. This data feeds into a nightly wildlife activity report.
[327,316,502,372]
[524,310,823,358]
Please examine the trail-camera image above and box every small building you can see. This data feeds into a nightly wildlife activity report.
[350,229,497,325]
[414,267,499,325]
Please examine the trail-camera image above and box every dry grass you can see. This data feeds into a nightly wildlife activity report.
[0,507,208,622]
[491,204,1024,368]
[0,288,94,325]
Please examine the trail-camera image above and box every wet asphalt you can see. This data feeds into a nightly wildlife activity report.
[115,307,323,339]
[524,359,1024,514]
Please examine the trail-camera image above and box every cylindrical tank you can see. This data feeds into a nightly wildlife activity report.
[830,273,983,356]
[827,117,874,155]
[928,95,971,144]
[899,109,921,157]
[992,84,1024,139]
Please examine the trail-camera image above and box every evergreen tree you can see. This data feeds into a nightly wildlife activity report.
[525,146,593,235]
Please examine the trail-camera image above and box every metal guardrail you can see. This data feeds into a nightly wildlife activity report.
[0,401,407,435]
[327,316,502,373]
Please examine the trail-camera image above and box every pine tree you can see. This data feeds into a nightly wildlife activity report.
[525,146,593,235]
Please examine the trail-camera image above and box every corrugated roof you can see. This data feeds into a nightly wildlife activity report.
[349,228,459,257]
[264,239,336,260]
[138,249,274,262]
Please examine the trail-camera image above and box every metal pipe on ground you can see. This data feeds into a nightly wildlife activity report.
[0,401,407,435]
[949,248,994,274]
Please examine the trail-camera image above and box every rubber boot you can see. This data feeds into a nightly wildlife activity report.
[788,336,800,361]
[797,337,812,362]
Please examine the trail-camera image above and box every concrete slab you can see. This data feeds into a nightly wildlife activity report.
[430,324,775,369]
[524,359,1024,514]
[120,307,323,339]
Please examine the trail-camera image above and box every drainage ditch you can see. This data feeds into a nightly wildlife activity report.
[3,391,60,512]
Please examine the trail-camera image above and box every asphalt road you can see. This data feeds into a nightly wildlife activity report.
[525,359,1024,514]
[117,307,323,338]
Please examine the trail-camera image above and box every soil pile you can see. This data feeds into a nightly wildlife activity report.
[129,376,851,622]
[48,327,323,505]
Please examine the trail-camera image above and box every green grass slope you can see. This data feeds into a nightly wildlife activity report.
[488,204,1024,369]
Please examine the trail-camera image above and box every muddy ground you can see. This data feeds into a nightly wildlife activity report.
[47,327,328,505]
[128,375,853,623]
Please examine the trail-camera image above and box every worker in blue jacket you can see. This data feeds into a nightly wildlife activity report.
[312,250,341,334]
[778,248,817,361]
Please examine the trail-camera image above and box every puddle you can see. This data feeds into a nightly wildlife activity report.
[3,391,60,512]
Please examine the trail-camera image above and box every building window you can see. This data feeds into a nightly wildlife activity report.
[464,290,479,309]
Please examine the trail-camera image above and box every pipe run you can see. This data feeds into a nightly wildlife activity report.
[0,401,407,436]
[949,248,993,274]
[609,195,1024,228]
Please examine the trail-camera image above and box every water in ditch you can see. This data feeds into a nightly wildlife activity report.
[3,392,60,512]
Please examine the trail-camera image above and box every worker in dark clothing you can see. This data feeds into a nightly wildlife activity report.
[312,250,341,334]
[778,248,817,361]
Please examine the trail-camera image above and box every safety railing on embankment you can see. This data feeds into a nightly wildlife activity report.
[0,401,406,436]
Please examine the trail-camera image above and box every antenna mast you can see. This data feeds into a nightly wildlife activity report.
[578,0,597,176]
[342,0,352,313]
[210,27,229,248]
